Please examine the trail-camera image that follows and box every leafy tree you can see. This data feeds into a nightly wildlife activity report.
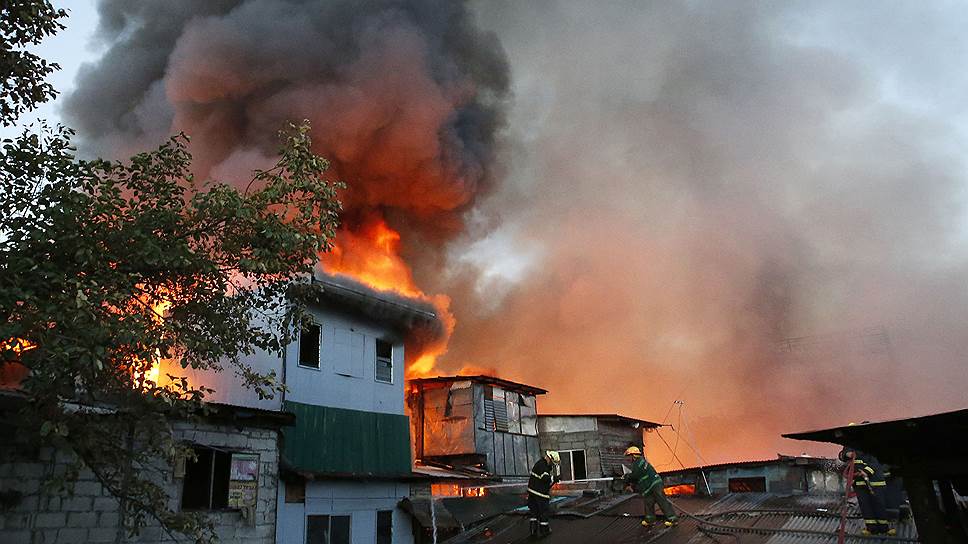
[0,4,343,542]
[0,0,67,125]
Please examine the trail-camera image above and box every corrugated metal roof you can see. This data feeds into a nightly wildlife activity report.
[409,375,548,396]
[440,492,920,543]
[661,455,840,476]
[538,413,663,428]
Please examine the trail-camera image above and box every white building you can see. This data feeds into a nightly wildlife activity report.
[191,274,439,544]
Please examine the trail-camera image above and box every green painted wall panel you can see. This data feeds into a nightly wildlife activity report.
[282,401,412,477]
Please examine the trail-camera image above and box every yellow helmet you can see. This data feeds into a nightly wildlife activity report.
[546,450,560,464]
[624,446,642,456]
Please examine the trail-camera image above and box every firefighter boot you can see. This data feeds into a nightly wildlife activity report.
[539,522,551,537]
[529,518,538,537]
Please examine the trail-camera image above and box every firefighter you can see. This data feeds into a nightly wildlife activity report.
[528,450,560,537]
[623,446,678,527]
[840,446,892,536]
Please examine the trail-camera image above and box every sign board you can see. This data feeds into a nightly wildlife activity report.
[228,453,259,509]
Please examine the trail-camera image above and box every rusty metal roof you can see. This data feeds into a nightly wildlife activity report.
[660,454,840,477]
[408,375,548,396]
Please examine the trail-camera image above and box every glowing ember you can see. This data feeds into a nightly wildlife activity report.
[429,483,487,498]
[0,338,35,389]
[663,484,696,496]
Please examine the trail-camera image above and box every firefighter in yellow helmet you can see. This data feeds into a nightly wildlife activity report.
[527,450,560,536]
[624,446,678,527]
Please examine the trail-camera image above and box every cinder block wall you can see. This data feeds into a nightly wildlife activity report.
[0,421,280,544]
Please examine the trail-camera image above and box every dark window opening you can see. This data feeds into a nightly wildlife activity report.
[559,450,587,481]
[728,477,767,493]
[377,510,392,544]
[285,479,306,503]
[572,450,587,480]
[307,514,351,544]
[181,447,231,510]
[299,322,321,368]
[375,339,392,383]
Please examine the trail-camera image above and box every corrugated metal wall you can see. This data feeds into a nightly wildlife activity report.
[472,384,539,477]
[282,400,412,477]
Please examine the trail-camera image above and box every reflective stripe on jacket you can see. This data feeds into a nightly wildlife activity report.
[625,456,663,495]
[528,458,554,499]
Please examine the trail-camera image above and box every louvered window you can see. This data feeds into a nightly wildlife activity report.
[483,399,496,430]
[493,400,509,432]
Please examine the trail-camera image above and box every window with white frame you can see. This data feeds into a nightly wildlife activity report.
[375,339,393,383]
[558,449,587,481]
[298,321,321,369]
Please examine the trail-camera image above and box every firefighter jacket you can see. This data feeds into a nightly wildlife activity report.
[528,458,556,499]
[625,456,663,495]
[848,448,887,489]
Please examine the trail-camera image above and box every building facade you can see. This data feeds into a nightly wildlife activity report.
[179,275,439,544]
[537,414,660,482]
[0,396,288,544]
[660,455,844,496]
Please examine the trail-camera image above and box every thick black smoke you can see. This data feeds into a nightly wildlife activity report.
[66,0,509,248]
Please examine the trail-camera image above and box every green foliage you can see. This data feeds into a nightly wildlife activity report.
[0,5,346,540]
[0,121,343,541]
[0,1,67,125]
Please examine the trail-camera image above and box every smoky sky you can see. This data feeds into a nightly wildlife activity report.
[438,0,968,465]
[66,0,968,465]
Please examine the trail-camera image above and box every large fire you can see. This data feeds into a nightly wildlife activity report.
[135,292,172,389]
[320,216,455,378]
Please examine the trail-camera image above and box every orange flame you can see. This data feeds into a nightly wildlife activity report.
[321,216,454,378]
[0,338,35,389]
[132,291,172,389]
[664,484,696,496]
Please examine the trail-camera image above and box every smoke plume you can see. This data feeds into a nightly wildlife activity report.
[438,1,968,465]
[66,0,508,256]
[67,0,968,466]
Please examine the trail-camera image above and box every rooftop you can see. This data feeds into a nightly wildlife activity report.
[443,492,919,543]
[782,407,968,473]
[538,413,663,428]
[660,454,840,476]
[290,273,441,334]
[408,375,548,396]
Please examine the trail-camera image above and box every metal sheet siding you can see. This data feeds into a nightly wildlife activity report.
[282,400,412,477]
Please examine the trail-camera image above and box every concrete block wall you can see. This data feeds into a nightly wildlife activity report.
[539,430,604,478]
[0,421,280,544]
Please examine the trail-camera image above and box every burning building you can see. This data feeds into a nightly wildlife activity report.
[407,375,546,480]
[0,273,442,544]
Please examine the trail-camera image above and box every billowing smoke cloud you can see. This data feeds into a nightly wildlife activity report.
[68,0,968,467]
[66,0,508,247]
[434,1,968,466]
